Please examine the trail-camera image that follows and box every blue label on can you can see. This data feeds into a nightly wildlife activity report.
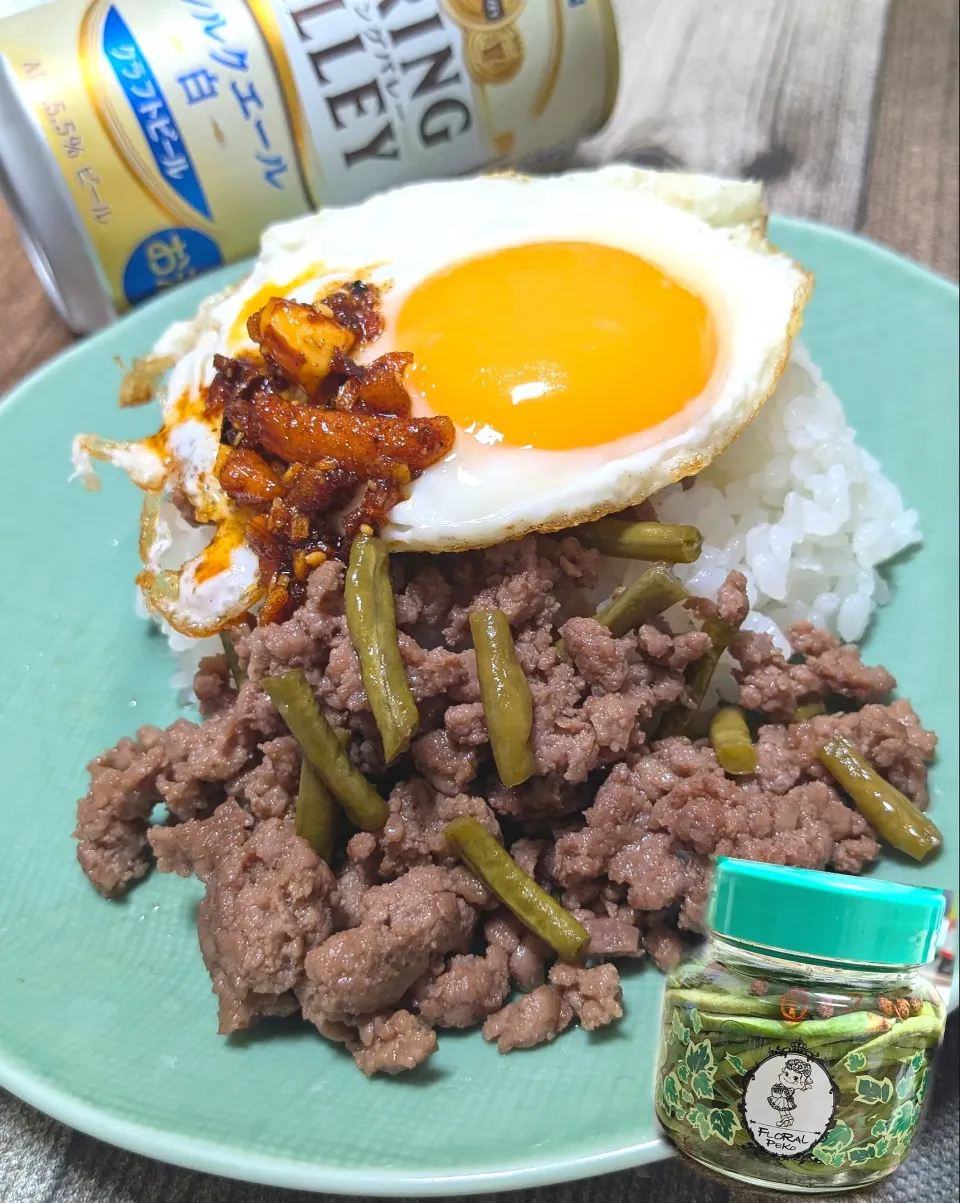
[123,226,222,304]
[102,5,213,219]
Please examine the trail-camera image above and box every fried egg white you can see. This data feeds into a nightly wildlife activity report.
[72,166,811,636]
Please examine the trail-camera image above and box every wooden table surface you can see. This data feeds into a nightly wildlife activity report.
[0,1,957,1201]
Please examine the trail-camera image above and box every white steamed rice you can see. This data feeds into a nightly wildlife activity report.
[652,341,919,650]
[149,340,920,697]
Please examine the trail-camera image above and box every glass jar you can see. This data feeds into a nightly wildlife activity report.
[654,859,947,1193]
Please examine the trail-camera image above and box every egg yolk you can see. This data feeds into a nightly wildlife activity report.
[396,241,719,450]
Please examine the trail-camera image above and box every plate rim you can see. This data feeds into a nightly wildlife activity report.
[0,1051,669,1196]
[0,215,956,1196]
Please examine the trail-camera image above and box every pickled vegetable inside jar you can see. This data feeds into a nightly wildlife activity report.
[655,859,947,1193]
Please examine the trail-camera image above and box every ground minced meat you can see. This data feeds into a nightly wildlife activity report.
[75,536,936,1074]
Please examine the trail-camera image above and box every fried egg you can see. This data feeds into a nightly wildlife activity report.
[73,166,811,636]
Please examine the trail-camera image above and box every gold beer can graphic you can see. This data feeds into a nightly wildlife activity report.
[0,0,619,333]
[465,26,525,86]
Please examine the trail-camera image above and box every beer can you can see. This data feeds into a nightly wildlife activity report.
[0,0,619,333]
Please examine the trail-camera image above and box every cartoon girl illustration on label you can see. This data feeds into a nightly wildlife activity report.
[767,1057,814,1127]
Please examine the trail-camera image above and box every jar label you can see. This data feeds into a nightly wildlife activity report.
[741,1044,838,1158]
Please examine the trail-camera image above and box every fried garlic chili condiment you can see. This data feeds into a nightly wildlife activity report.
[655,859,946,1192]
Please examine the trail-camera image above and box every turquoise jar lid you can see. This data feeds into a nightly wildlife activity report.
[707,858,946,967]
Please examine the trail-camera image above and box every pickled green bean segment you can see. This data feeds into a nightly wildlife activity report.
[262,669,389,831]
[794,700,826,721]
[295,758,337,862]
[831,1013,943,1074]
[219,631,246,687]
[576,518,703,563]
[663,988,783,1018]
[692,1009,893,1042]
[594,562,689,638]
[444,816,589,960]
[470,609,537,787]
[817,735,942,861]
[345,532,419,762]
[659,617,737,739]
[710,707,757,775]
[557,563,687,659]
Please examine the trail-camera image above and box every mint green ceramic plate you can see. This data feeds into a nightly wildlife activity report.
[0,219,956,1196]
